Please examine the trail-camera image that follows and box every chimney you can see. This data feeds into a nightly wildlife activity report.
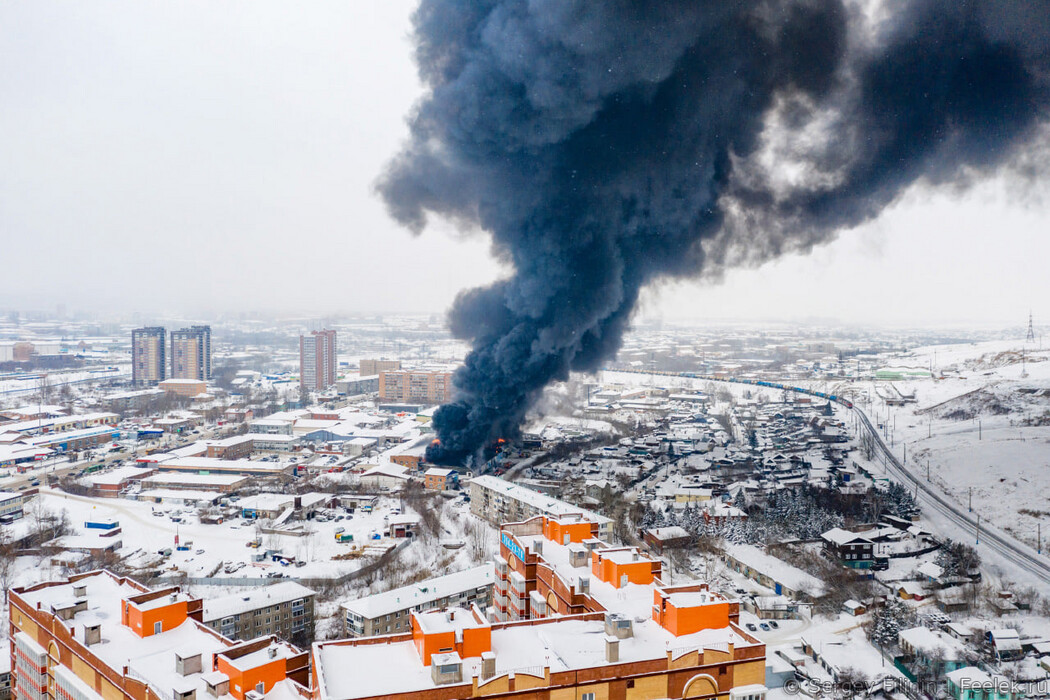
[604,613,633,639]
[268,647,278,660]
[605,635,619,663]
[83,624,101,646]
[73,584,87,599]
[481,651,496,680]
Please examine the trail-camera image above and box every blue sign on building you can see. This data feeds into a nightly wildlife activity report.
[501,532,524,562]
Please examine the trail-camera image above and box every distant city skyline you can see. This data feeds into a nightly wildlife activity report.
[2,2,1048,327]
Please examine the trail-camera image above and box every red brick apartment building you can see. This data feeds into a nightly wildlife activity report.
[311,511,767,700]
[9,571,310,700]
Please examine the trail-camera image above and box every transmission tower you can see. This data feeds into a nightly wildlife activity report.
[1026,311,1036,343]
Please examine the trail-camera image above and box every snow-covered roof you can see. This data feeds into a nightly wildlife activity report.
[645,526,690,540]
[820,527,872,546]
[202,581,315,622]
[238,493,295,511]
[341,565,493,619]
[899,626,963,660]
[14,572,232,700]
[471,475,611,525]
[142,472,246,487]
[314,613,757,700]
[723,543,827,596]
[917,561,944,579]
[83,465,155,486]
[360,462,409,479]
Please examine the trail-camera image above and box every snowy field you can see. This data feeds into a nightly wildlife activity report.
[0,366,129,399]
[860,340,1050,555]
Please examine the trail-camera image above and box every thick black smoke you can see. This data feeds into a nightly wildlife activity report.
[379,0,1050,466]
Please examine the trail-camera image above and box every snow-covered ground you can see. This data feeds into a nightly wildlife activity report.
[860,341,1050,554]
[7,490,429,587]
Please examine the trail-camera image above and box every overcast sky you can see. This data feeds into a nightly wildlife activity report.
[2,1,1048,328]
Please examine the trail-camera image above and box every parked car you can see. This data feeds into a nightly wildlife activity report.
[759,623,770,632]
[746,623,757,632]
[769,621,779,629]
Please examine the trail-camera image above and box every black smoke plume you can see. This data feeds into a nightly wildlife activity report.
[379,0,1050,466]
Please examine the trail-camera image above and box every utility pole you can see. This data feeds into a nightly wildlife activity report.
[926,459,930,481]
[976,514,980,546]
[978,420,982,441]
[968,487,972,512]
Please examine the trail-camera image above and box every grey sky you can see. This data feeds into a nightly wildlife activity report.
[2,2,1047,327]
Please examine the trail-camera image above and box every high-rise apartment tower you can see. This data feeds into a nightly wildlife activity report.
[300,329,337,391]
[171,325,212,381]
[131,326,166,385]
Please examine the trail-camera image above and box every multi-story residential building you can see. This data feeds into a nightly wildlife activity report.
[300,330,337,391]
[8,571,310,700]
[470,475,613,540]
[0,491,27,523]
[170,325,211,381]
[423,467,456,491]
[314,513,767,700]
[378,370,452,404]
[131,327,166,385]
[341,565,493,637]
[358,358,400,376]
[202,581,315,643]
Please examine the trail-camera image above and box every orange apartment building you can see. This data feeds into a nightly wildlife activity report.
[424,467,456,491]
[378,371,452,405]
[8,571,310,700]
[313,558,764,700]
[309,509,767,700]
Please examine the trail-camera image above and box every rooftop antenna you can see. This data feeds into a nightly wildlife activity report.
[1026,310,1036,343]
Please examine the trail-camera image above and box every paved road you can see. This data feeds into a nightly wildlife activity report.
[852,405,1050,583]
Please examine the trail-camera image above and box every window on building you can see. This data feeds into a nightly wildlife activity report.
[581,693,595,700]
[154,621,162,634]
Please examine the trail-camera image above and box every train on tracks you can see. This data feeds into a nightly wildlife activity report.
[609,368,855,409]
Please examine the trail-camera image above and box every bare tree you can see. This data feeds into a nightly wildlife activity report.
[0,529,18,596]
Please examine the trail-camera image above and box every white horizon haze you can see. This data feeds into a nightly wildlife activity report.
[2,1,1048,328]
